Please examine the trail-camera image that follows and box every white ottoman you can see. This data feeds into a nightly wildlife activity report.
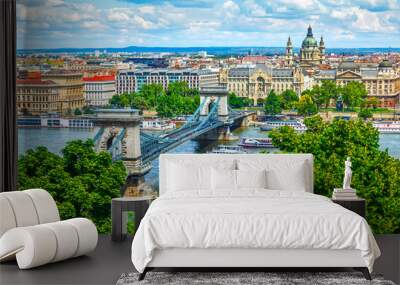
[0,189,98,269]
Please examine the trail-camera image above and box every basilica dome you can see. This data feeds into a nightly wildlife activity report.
[302,25,318,47]
[379,59,392,68]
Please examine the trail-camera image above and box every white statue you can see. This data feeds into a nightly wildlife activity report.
[342,157,352,190]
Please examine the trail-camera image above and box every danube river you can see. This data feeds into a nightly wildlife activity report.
[18,127,400,190]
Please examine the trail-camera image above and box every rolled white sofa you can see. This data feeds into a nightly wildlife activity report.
[0,189,98,269]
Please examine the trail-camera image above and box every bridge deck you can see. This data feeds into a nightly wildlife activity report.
[93,98,255,168]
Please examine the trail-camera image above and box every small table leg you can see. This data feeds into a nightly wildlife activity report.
[134,202,148,231]
[111,200,123,242]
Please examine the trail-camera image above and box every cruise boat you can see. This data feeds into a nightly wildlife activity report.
[211,145,247,154]
[260,120,307,132]
[372,121,400,134]
[141,119,176,131]
[238,137,274,148]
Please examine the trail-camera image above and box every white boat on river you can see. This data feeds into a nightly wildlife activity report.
[260,120,307,132]
[373,121,400,134]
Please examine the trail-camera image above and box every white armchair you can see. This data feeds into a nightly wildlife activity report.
[0,189,98,269]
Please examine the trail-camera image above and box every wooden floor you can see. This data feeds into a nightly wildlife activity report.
[0,235,398,285]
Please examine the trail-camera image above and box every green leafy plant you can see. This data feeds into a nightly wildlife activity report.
[269,116,400,234]
[229,92,252,108]
[108,82,200,118]
[358,108,373,120]
[264,90,282,115]
[340,81,368,111]
[296,94,318,116]
[17,140,127,233]
[279,89,299,110]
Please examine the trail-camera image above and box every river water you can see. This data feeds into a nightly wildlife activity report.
[18,127,400,190]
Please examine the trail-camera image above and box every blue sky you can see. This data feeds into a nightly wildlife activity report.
[17,0,400,49]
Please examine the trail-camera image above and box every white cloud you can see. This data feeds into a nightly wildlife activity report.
[223,0,240,18]
[45,0,64,7]
[16,0,400,48]
[243,0,267,17]
[132,15,155,29]
[81,21,107,30]
[107,9,131,22]
[138,6,156,15]
[277,0,318,10]
[350,7,396,32]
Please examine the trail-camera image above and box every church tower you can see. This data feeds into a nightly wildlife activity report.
[300,25,323,67]
[319,36,325,64]
[285,36,293,66]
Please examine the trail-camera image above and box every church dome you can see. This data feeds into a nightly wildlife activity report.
[379,59,392,68]
[302,25,318,47]
[302,37,318,47]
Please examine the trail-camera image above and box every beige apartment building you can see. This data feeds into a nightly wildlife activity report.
[220,65,304,105]
[42,70,85,113]
[17,70,85,115]
[315,60,400,107]
[16,78,58,115]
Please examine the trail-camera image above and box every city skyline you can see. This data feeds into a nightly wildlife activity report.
[17,0,400,49]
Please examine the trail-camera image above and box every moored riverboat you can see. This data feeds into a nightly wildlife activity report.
[238,137,274,148]
[372,121,400,134]
[141,119,176,131]
[211,145,247,154]
[260,120,307,132]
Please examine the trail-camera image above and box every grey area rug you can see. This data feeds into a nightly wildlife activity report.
[116,272,395,285]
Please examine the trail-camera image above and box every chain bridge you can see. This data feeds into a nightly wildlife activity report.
[92,86,255,176]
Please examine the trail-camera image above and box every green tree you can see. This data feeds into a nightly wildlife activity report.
[229,92,252,108]
[82,106,95,114]
[269,116,400,234]
[296,94,318,116]
[257,98,264,106]
[320,80,339,108]
[264,90,282,115]
[280,89,299,110]
[17,140,127,233]
[362,97,379,109]
[108,82,200,117]
[74,108,82,116]
[138,84,165,109]
[358,108,373,120]
[167,81,198,97]
[340,81,368,110]
[109,93,135,108]
[305,86,324,110]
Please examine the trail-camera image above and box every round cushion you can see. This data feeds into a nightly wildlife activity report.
[24,189,60,224]
[65,218,98,257]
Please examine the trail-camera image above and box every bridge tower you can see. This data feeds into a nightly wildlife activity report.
[92,109,151,176]
[199,86,229,120]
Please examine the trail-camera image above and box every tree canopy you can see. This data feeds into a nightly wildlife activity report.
[341,81,368,110]
[264,90,282,115]
[298,81,369,112]
[269,116,400,234]
[17,140,127,233]
[229,92,252,108]
[279,89,299,110]
[358,108,373,120]
[108,82,199,118]
[296,93,318,116]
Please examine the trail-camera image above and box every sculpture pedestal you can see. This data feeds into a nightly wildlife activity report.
[332,188,357,200]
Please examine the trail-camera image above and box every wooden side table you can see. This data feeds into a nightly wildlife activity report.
[332,198,366,218]
[111,196,154,242]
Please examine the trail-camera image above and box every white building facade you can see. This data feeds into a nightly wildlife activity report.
[116,69,219,95]
[83,75,116,106]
